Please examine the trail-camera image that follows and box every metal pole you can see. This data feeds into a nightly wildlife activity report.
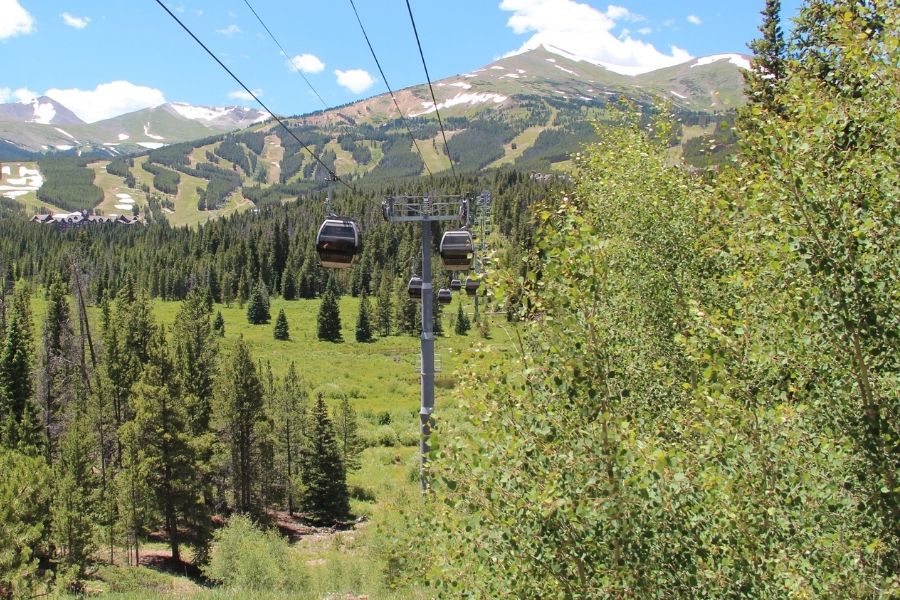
[419,213,435,491]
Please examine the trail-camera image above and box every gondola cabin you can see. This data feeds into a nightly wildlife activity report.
[316,219,360,269]
[450,278,462,291]
[437,288,452,305]
[407,275,423,300]
[439,230,474,271]
[464,276,480,296]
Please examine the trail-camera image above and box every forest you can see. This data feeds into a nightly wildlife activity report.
[1,0,897,597]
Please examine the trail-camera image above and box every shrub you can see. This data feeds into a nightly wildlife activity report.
[203,515,307,593]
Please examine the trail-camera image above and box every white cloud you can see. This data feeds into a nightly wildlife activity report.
[637,27,652,35]
[499,0,691,75]
[289,53,325,74]
[61,12,90,29]
[44,81,166,123]
[687,15,702,25]
[216,24,241,36]
[1,87,38,103]
[334,69,375,94]
[228,89,262,102]
[0,0,35,39]
[605,5,643,22]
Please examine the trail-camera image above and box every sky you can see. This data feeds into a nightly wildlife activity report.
[0,0,804,123]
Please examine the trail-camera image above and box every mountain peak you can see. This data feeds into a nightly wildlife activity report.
[0,96,84,126]
[166,102,269,129]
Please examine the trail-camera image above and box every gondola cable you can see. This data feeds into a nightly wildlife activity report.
[347,0,433,178]
[241,0,329,111]
[404,0,461,193]
[154,0,354,192]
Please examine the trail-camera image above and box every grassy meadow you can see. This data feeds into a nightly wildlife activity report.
[32,291,513,599]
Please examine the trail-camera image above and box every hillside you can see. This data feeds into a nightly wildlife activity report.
[2,46,748,223]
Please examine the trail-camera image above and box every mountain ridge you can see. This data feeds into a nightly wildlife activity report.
[0,47,749,158]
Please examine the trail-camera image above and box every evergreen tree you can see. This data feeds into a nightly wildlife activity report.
[0,448,51,597]
[213,311,225,337]
[454,300,470,336]
[0,281,36,449]
[374,276,392,337]
[355,293,373,343]
[317,275,342,342]
[215,338,266,515]
[299,394,349,524]
[745,0,787,113]
[51,414,97,579]
[133,327,210,562]
[393,277,418,336]
[332,395,362,472]
[271,363,307,515]
[246,280,271,325]
[173,289,219,435]
[39,282,76,462]
[273,308,290,341]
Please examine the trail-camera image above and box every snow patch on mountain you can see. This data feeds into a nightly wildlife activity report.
[30,99,56,124]
[138,142,166,149]
[692,54,751,70]
[554,65,578,76]
[169,102,234,122]
[410,92,508,117]
[448,82,473,90]
[118,133,130,141]
[55,128,77,140]
[670,90,688,99]
[143,123,164,140]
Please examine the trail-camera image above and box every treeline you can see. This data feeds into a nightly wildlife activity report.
[140,161,180,195]
[0,172,555,307]
[36,157,103,213]
[0,282,363,595]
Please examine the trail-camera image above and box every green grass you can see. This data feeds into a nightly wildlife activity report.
[261,134,283,185]
[416,134,452,174]
[88,161,148,216]
[486,126,545,169]
[41,291,511,598]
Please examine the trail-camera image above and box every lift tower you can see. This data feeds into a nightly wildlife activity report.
[382,194,469,490]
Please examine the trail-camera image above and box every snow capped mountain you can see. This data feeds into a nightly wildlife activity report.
[166,102,268,130]
[691,54,752,71]
[0,96,84,126]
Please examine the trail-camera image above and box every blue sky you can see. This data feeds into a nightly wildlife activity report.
[0,0,803,122]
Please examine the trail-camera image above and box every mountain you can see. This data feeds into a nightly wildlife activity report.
[0,96,84,126]
[0,101,268,156]
[2,46,749,224]
[295,45,748,128]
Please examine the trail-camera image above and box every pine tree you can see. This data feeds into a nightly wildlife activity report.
[455,300,470,335]
[246,280,271,325]
[355,293,373,343]
[215,338,266,515]
[134,327,212,562]
[0,281,36,449]
[317,275,342,342]
[271,363,307,515]
[39,282,76,462]
[745,0,786,113]
[173,289,218,434]
[375,276,392,337]
[299,394,349,524]
[333,395,362,472]
[51,414,97,578]
[213,311,225,337]
[393,277,418,336]
[273,308,290,341]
